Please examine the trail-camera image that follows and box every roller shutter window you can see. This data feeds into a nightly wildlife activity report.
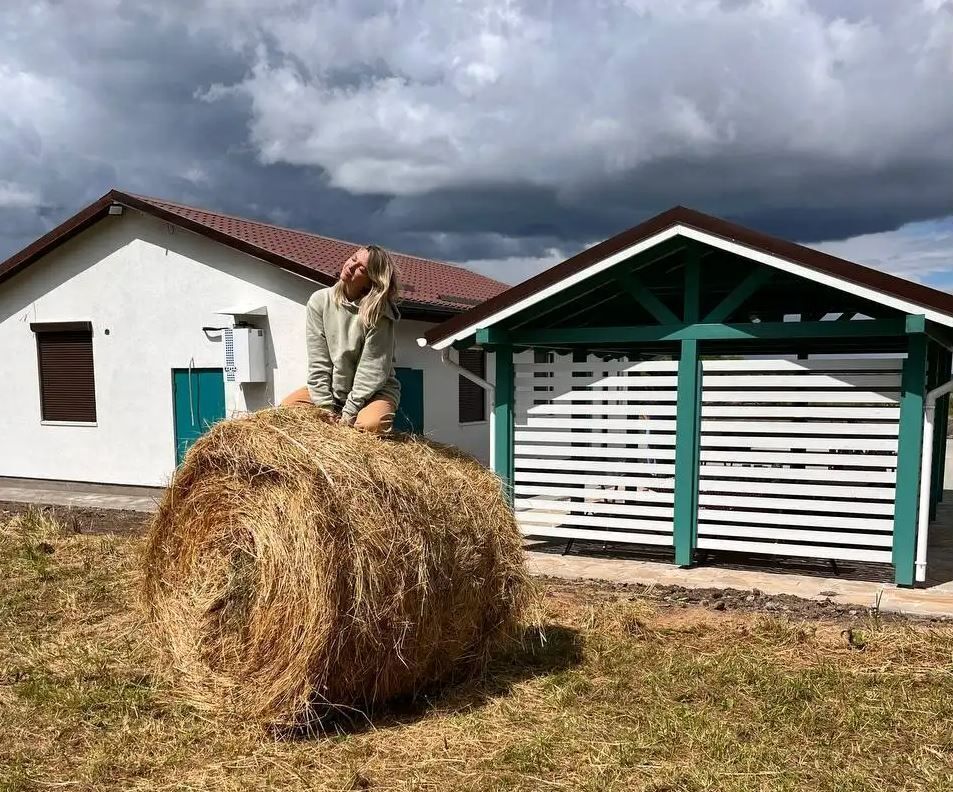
[34,325,97,422]
[458,348,487,423]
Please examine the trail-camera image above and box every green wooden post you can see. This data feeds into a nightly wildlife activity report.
[929,344,941,520]
[893,328,928,586]
[926,343,937,521]
[673,252,702,567]
[932,348,952,512]
[493,344,515,507]
[936,349,953,503]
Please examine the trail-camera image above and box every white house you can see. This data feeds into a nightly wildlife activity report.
[0,190,505,487]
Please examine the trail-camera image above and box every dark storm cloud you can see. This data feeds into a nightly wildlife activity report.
[0,0,951,284]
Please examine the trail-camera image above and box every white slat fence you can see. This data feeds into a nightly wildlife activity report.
[514,355,677,547]
[515,352,902,567]
[697,357,902,563]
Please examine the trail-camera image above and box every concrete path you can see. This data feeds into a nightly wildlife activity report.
[527,551,953,619]
[0,477,160,513]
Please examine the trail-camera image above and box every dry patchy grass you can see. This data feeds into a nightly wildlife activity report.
[2,507,953,791]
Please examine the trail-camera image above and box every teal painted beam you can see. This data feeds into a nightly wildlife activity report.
[893,330,928,586]
[683,249,701,324]
[936,349,953,503]
[493,344,515,507]
[906,314,927,333]
[476,327,510,345]
[617,271,680,324]
[939,391,951,508]
[505,240,688,331]
[673,255,702,566]
[929,342,941,521]
[703,267,773,323]
[930,346,952,519]
[504,318,911,345]
[673,340,701,566]
[927,325,953,350]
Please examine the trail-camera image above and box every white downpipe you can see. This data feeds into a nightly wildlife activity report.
[438,348,497,471]
[440,348,494,393]
[915,378,953,582]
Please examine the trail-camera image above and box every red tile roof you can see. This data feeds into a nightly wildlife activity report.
[0,190,507,316]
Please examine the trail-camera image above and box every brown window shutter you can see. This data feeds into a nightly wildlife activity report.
[458,348,486,423]
[36,330,97,422]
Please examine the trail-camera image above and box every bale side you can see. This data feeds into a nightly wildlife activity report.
[143,408,530,724]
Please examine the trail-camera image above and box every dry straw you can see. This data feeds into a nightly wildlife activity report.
[142,408,530,726]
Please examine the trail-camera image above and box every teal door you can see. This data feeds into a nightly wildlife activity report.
[394,367,424,434]
[172,368,226,464]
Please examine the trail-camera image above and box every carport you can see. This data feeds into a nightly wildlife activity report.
[421,207,953,586]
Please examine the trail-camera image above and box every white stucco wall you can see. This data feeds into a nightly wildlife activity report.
[0,210,490,486]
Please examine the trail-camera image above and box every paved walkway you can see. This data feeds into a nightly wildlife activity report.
[0,478,160,513]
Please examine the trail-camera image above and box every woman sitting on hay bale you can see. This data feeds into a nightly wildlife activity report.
[281,245,401,433]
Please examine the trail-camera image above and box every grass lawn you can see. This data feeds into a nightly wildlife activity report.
[2,507,953,791]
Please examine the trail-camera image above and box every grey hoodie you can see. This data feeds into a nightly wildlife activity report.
[305,287,401,419]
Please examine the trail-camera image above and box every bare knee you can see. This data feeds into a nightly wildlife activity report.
[280,387,314,408]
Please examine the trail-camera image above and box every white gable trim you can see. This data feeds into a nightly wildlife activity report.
[677,227,953,329]
[422,226,682,349]
[421,224,953,349]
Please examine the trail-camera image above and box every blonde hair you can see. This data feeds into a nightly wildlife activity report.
[333,244,401,329]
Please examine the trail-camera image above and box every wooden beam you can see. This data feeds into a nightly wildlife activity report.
[938,348,952,508]
[930,344,951,520]
[893,329,928,586]
[703,267,773,323]
[617,271,680,324]
[500,318,911,346]
[673,252,702,567]
[492,345,515,507]
[926,323,953,350]
[476,327,511,345]
[506,241,686,330]
[548,291,621,329]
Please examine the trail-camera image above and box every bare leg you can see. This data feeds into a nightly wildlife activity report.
[355,398,397,434]
[279,386,315,408]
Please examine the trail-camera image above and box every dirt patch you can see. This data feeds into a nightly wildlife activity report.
[0,500,149,535]
[538,576,953,625]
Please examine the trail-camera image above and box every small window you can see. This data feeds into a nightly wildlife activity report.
[458,348,486,423]
[31,322,97,423]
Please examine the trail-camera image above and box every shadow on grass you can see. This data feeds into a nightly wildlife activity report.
[278,623,582,740]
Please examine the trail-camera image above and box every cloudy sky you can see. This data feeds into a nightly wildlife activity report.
[1,0,951,287]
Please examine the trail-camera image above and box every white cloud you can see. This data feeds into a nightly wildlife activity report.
[0,181,40,209]
[463,246,569,284]
[814,218,953,286]
[200,0,953,196]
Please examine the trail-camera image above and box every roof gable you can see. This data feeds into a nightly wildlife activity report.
[422,207,953,348]
[0,190,507,316]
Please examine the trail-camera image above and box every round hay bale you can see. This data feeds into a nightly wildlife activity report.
[143,408,530,725]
